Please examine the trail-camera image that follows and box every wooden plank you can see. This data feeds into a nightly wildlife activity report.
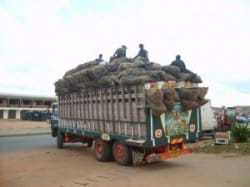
[105,89,109,132]
[86,91,90,130]
[110,87,115,133]
[95,90,100,131]
[121,87,127,135]
[135,85,141,138]
[128,86,134,137]
[116,87,121,135]
[100,89,105,132]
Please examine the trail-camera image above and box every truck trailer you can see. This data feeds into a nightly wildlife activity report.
[52,81,200,165]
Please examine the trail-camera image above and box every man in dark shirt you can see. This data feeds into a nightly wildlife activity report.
[133,43,149,62]
[171,55,186,72]
[110,45,127,62]
[95,54,104,63]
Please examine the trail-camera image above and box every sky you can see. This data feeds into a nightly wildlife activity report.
[0,0,250,107]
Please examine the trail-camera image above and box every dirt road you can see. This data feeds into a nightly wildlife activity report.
[0,139,249,187]
[0,120,50,136]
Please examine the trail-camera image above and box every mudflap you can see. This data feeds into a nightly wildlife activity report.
[132,151,145,166]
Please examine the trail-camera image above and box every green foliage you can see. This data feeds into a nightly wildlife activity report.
[232,124,250,143]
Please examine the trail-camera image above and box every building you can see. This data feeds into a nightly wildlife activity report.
[0,93,57,119]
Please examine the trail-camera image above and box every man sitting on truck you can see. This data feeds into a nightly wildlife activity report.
[110,45,127,62]
[95,54,104,63]
[171,55,186,72]
[133,43,149,62]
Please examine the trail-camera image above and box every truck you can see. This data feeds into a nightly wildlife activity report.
[51,81,200,165]
[198,101,217,138]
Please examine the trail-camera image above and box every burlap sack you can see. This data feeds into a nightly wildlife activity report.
[147,89,166,117]
[179,73,193,81]
[96,75,117,88]
[64,60,100,77]
[177,88,198,101]
[87,64,109,80]
[118,61,145,72]
[148,70,177,81]
[118,68,147,78]
[145,63,162,70]
[181,99,200,111]
[120,75,152,86]
[162,65,181,78]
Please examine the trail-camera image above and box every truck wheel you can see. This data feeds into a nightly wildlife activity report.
[51,127,57,137]
[94,138,112,162]
[87,140,93,148]
[113,141,131,165]
[57,131,64,149]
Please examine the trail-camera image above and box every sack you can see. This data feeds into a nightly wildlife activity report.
[163,88,180,101]
[118,68,147,78]
[181,100,200,111]
[145,63,162,70]
[87,64,109,80]
[118,61,145,72]
[120,75,152,86]
[177,88,198,101]
[162,65,181,78]
[148,70,177,81]
[147,90,166,116]
[96,75,117,88]
[64,60,100,77]
[179,73,193,81]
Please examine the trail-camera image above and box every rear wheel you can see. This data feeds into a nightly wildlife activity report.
[57,130,64,149]
[94,138,112,162]
[113,141,131,165]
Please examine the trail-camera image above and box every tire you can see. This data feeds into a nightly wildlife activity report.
[57,131,64,149]
[94,138,112,162]
[51,127,57,137]
[112,141,131,165]
[87,140,93,148]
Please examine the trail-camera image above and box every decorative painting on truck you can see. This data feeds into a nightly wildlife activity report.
[160,103,191,136]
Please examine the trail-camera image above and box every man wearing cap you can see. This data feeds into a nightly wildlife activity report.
[133,43,149,62]
[110,45,127,62]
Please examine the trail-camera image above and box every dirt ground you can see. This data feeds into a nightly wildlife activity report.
[0,121,50,136]
[0,144,250,187]
[0,120,49,129]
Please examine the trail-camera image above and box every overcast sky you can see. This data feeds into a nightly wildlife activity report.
[0,0,250,107]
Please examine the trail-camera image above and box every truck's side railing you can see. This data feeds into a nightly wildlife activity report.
[58,85,147,139]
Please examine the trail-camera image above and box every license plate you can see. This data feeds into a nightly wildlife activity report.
[169,151,181,158]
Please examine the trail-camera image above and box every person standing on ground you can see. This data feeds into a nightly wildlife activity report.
[110,45,127,62]
[133,43,149,62]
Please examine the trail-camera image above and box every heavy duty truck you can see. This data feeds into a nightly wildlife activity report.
[51,81,200,165]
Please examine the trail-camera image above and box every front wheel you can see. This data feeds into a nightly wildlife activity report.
[57,130,64,149]
[112,141,131,165]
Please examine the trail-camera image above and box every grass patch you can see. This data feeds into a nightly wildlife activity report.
[200,141,250,155]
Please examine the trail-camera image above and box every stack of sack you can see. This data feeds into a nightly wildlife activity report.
[146,87,208,116]
[55,57,202,96]
[55,57,208,115]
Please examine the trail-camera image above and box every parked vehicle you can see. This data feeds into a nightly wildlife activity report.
[51,82,200,165]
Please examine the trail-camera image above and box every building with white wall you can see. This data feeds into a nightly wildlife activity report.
[0,93,57,120]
